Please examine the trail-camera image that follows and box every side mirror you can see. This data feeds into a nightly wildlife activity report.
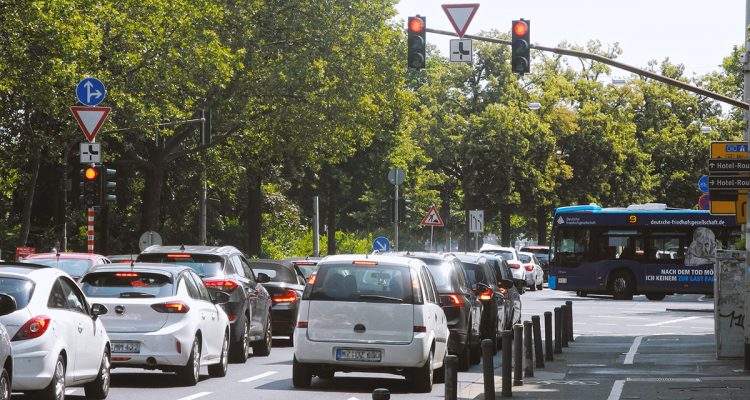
[513,278,526,294]
[91,303,108,319]
[212,291,231,305]
[500,279,514,289]
[256,272,271,284]
[0,294,16,316]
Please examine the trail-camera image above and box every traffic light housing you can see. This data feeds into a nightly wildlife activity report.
[80,166,100,207]
[407,16,426,70]
[98,165,116,204]
[511,19,530,74]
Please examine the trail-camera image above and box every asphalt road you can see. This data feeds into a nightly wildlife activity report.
[13,287,719,400]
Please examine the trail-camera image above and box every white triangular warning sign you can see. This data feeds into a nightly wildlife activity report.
[71,106,111,142]
[421,205,445,227]
[442,3,480,38]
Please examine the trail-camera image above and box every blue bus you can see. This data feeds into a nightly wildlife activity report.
[548,203,741,300]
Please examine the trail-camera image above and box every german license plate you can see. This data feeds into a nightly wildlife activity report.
[112,341,140,353]
[558,277,568,284]
[335,348,381,362]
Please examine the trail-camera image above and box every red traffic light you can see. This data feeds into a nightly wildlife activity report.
[84,167,98,181]
[513,20,528,37]
[409,17,424,33]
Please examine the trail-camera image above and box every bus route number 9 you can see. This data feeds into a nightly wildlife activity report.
[628,215,637,224]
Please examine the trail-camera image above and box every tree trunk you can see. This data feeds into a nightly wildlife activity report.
[536,206,548,245]
[19,151,41,246]
[246,168,263,257]
[500,204,511,247]
[326,184,337,255]
[139,162,165,233]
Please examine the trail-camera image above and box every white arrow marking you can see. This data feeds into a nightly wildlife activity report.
[239,371,277,383]
[84,80,102,103]
[377,241,387,250]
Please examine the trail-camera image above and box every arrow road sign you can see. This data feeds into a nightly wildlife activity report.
[76,77,106,107]
[71,106,111,142]
[708,176,750,191]
[450,39,472,63]
[698,175,709,193]
[442,3,479,37]
[80,142,101,163]
[708,158,750,173]
[469,209,484,233]
[373,236,391,252]
[421,205,445,227]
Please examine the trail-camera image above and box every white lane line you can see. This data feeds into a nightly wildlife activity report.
[607,380,625,400]
[239,370,278,383]
[624,336,644,364]
[644,316,701,327]
[347,397,360,400]
[176,392,212,400]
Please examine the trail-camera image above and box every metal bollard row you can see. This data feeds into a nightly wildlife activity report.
[444,354,458,400]
[482,339,495,399]
[513,324,523,386]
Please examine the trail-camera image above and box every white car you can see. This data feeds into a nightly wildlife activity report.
[293,254,449,393]
[80,263,231,386]
[518,252,544,291]
[479,244,525,281]
[0,263,111,399]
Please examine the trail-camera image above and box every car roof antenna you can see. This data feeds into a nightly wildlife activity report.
[179,244,186,251]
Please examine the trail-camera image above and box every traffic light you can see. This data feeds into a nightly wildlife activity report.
[407,16,426,70]
[511,19,530,74]
[80,166,100,207]
[98,165,116,204]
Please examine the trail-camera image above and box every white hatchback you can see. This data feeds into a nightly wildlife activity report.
[0,264,111,400]
[293,255,449,393]
[518,252,544,291]
[80,263,231,386]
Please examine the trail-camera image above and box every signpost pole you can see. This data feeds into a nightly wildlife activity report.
[430,226,434,252]
[313,196,320,257]
[744,0,750,370]
[394,182,399,252]
[87,207,95,254]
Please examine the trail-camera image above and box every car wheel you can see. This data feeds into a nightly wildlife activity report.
[0,368,10,400]
[178,337,201,386]
[529,282,537,291]
[209,332,229,377]
[317,369,334,380]
[411,350,433,393]
[433,350,445,384]
[230,316,250,363]
[611,271,635,300]
[537,282,543,291]
[252,315,272,357]
[645,293,667,301]
[84,349,111,399]
[576,291,588,297]
[292,357,312,388]
[458,341,471,371]
[38,354,65,400]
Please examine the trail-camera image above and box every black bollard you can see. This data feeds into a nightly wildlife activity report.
[372,388,390,400]
[523,321,533,377]
[482,339,496,399]
[513,324,523,386]
[566,300,574,341]
[561,304,569,348]
[532,315,544,368]
[544,311,554,361]
[502,330,512,397]
[444,355,458,400]
[554,307,562,354]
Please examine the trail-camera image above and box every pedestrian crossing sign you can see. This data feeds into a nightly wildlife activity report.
[421,205,445,227]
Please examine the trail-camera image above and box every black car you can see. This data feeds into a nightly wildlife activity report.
[483,254,523,331]
[137,245,273,362]
[246,259,307,344]
[453,253,504,354]
[401,252,482,371]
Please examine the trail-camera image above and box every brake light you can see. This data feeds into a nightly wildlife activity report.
[440,294,464,307]
[166,254,192,258]
[508,263,521,269]
[307,272,317,285]
[478,289,493,301]
[115,272,139,278]
[297,321,308,328]
[410,270,423,304]
[293,261,317,266]
[151,302,190,313]
[352,260,378,266]
[273,289,298,303]
[12,315,51,341]
[203,279,239,293]
[413,325,427,333]
[524,265,534,272]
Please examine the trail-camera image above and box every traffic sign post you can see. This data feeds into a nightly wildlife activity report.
[698,175,709,193]
[421,205,445,252]
[708,176,750,191]
[699,194,710,210]
[709,159,750,174]
[80,142,101,163]
[373,236,391,252]
[388,168,405,252]
[469,209,484,251]
[450,39,472,63]
[708,141,749,220]
[442,3,479,37]
[71,106,111,142]
[76,77,106,107]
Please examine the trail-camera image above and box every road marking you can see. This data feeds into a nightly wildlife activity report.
[347,397,360,400]
[65,389,77,395]
[607,380,625,400]
[627,377,700,382]
[644,316,701,327]
[176,392,212,400]
[569,364,607,367]
[239,371,278,383]
[624,336,644,364]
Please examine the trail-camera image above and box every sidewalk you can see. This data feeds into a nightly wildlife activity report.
[458,334,750,400]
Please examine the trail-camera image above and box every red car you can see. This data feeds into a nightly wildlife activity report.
[22,252,111,281]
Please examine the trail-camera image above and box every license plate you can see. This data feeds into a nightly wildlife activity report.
[558,277,568,284]
[112,341,140,354]
[335,348,381,362]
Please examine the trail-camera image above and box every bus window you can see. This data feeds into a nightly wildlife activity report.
[555,228,590,264]
[646,232,686,262]
[600,230,643,260]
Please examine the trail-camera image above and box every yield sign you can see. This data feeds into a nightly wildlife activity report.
[421,205,445,227]
[442,3,480,38]
[70,106,111,142]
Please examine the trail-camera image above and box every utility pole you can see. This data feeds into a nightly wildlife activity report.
[313,196,320,257]
[743,0,750,371]
[199,109,207,245]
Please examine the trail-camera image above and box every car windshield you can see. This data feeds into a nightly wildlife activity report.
[251,263,298,283]
[485,251,513,261]
[81,272,173,298]
[136,254,223,277]
[0,277,34,308]
[23,258,91,277]
[305,263,413,303]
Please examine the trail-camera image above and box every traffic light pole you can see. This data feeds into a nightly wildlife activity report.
[87,207,94,254]
[744,0,750,371]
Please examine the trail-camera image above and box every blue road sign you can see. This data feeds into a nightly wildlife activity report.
[698,175,709,194]
[373,236,391,252]
[76,77,106,106]
[699,194,710,210]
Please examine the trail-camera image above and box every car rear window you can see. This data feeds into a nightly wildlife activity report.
[521,247,549,256]
[0,277,34,308]
[136,254,224,277]
[423,262,455,292]
[304,263,413,303]
[23,258,91,277]
[250,263,297,283]
[459,263,487,286]
[81,272,173,298]
[519,254,532,263]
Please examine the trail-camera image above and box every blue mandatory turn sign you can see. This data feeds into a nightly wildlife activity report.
[76,77,106,107]
[373,236,391,252]
[698,175,709,194]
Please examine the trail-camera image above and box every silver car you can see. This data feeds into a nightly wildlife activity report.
[0,293,14,400]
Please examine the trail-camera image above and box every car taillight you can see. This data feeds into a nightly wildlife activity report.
[524,265,534,272]
[440,294,464,307]
[478,289,493,301]
[203,279,239,293]
[12,315,51,341]
[307,272,317,285]
[115,272,139,277]
[273,289,298,303]
[151,302,190,313]
[410,270,423,304]
[508,263,521,269]
[297,321,308,328]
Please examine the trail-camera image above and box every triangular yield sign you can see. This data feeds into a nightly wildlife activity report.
[421,205,445,227]
[71,106,111,142]
[442,3,480,38]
